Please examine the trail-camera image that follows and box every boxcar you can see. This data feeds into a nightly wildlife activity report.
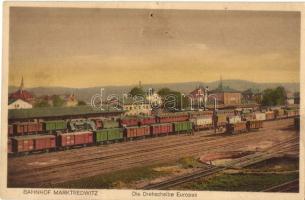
[125,126,150,139]
[95,128,124,143]
[12,134,56,153]
[13,122,43,135]
[150,123,173,136]
[157,113,189,123]
[246,120,263,131]
[265,111,275,120]
[274,109,286,119]
[285,109,298,117]
[173,121,193,133]
[191,116,213,130]
[120,117,139,127]
[228,116,242,124]
[90,118,103,129]
[95,129,108,143]
[189,110,213,118]
[226,121,247,134]
[59,131,93,147]
[8,138,12,154]
[43,120,67,132]
[254,112,266,121]
[138,116,156,126]
[217,115,227,127]
[8,125,13,136]
[294,117,300,130]
[102,120,120,129]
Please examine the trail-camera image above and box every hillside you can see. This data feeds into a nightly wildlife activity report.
[8,80,299,102]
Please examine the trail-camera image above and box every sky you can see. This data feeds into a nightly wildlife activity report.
[9,7,300,88]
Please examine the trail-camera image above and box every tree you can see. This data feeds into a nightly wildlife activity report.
[52,95,65,107]
[274,86,286,105]
[262,87,286,106]
[157,88,189,111]
[34,99,50,108]
[78,100,87,106]
[129,87,146,97]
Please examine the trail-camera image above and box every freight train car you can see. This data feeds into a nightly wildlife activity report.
[254,112,266,121]
[8,138,12,154]
[173,121,193,134]
[102,119,120,129]
[190,115,213,131]
[119,117,139,127]
[58,131,94,148]
[13,122,43,135]
[285,109,298,117]
[125,126,150,139]
[246,120,263,131]
[227,116,242,124]
[265,111,275,120]
[157,113,189,123]
[226,121,248,134]
[150,123,173,136]
[294,117,300,130]
[8,125,13,137]
[138,116,157,126]
[189,110,213,118]
[43,120,67,132]
[95,128,124,144]
[274,108,286,119]
[12,134,56,154]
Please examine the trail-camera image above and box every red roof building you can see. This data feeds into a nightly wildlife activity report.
[9,77,34,102]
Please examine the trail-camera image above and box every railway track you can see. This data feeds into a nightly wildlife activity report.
[262,179,299,192]
[141,137,298,190]
[10,131,275,186]
[11,134,298,187]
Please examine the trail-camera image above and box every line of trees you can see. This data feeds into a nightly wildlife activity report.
[261,86,287,106]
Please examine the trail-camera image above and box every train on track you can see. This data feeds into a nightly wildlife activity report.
[7,106,299,156]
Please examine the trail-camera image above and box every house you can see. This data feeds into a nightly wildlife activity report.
[65,93,78,107]
[209,80,241,105]
[122,98,152,116]
[286,91,295,105]
[294,92,300,104]
[189,86,208,108]
[9,77,34,103]
[146,88,162,107]
[242,88,262,104]
[8,99,33,110]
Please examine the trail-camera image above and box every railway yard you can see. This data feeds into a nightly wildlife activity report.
[8,118,299,192]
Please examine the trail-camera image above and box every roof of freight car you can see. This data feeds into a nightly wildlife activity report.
[12,134,55,140]
[157,112,189,117]
[60,131,93,136]
[8,106,124,120]
[125,125,149,129]
[150,123,172,126]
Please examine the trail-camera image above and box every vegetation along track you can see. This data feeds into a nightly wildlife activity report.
[261,179,299,192]
[142,137,299,190]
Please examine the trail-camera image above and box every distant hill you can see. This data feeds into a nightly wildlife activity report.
[8,80,300,103]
